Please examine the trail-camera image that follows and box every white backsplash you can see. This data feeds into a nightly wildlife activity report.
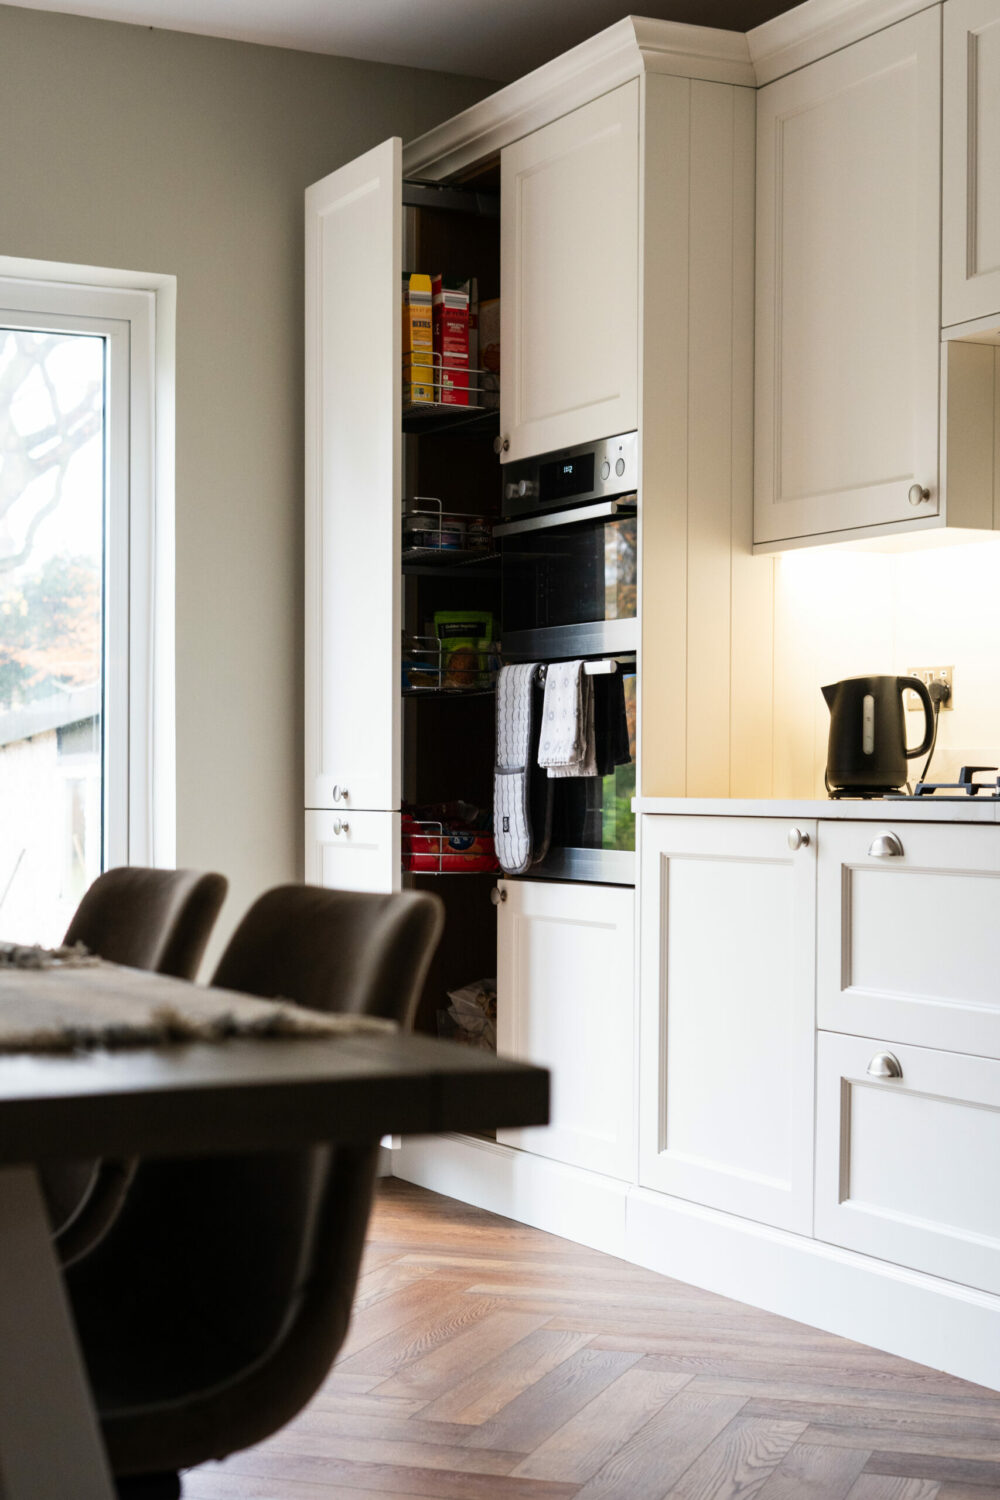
[773,536,1000,796]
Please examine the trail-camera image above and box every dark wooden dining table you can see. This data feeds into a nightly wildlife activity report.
[0,967,549,1500]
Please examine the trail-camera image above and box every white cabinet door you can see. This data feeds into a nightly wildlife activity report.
[500,82,639,464]
[639,816,816,1233]
[305,140,401,813]
[817,820,1000,1059]
[497,878,635,1180]
[304,810,400,894]
[816,1031,1000,1295]
[755,10,942,546]
[943,0,1000,328]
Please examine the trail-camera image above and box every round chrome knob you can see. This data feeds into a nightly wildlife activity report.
[332,819,350,836]
[517,479,528,498]
[332,784,348,804]
[908,484,931,506]
[868,832,904,858]
[490,886,507,905]
[787,827,810,851]
[867,1051,903,1079]
[493,435,510,455]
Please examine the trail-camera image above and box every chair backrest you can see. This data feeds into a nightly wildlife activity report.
[64,866,229,980]
[70,884,445,1477]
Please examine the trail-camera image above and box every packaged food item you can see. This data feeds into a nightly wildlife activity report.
[468,276,479,400]
[431,274,470,406]
[437,977,497,1050]
[479,297,500,409]
[404,502,465,551]
[402,273,434,404]
[434,610,494,689]
[465,515,493,550]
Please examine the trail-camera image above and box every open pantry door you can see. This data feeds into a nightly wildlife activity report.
[305,138,402,823]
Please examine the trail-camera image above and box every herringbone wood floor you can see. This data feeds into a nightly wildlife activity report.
[183,1180,1000,1500]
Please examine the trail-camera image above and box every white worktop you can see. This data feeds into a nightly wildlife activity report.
[634,796,1000,823]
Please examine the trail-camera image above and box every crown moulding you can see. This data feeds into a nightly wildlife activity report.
[402,15,755,183]
[747,0,935,85]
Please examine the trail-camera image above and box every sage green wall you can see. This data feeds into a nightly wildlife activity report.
[0,4,494,959]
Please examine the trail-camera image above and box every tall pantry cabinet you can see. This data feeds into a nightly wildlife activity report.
[304,22,768,1081]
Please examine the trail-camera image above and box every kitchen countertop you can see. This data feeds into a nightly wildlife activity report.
[634,796,1000,823]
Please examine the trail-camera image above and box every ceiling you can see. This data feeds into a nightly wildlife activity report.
[3,0,803,81]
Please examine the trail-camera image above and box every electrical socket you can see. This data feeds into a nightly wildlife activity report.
[905,665,954,711]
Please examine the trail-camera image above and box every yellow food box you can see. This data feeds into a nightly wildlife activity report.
[402,272,434,405]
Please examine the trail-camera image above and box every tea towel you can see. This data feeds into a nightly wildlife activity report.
[538,660,597,778]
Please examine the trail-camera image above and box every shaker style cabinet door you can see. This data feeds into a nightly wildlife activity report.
[639,816,816,1233]
[304,811,400,895]
[754,10,942,546]
[943,0,1000,328]
[305,140,402,814]
[500,82,639,464]
[497,878,635,1180]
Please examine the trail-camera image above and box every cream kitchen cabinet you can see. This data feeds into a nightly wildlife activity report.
[638,814,816,1234]
[943,0,1000,329]
[816,1030,1000,1296]
[754,9,942,548]
[497,878,635,1180]
[498,82,640,464]
[817,819,1000,1058]
[304,140,401,819]
[304,811,401,895]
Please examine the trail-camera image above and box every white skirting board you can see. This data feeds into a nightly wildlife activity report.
[392,1135,1000,1393]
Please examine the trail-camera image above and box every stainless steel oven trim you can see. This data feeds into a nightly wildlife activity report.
[494,496,636,538]
[524,847,635,886]
[502,619,638,660]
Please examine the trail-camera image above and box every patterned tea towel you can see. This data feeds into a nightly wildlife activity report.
[495,663,540,875]
[538,660,597,778]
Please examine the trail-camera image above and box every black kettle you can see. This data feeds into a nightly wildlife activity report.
[822,675,935,797]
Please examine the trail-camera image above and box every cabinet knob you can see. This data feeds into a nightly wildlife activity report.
[493,434,510,455]
[490,886,507,905]
[332,819,350,836]
[332,784,349,804]
[867,1051,903,1079]
[868,832,904,858]
[787,827,810,850]
[908,484,931,506]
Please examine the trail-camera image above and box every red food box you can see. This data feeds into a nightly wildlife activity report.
[432,275,470,406]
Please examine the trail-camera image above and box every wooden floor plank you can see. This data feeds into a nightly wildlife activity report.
[186,1181,1000,1500]
[512,1366,691,1482]
[756,1440,871,1499]
[663,1414,807,1500]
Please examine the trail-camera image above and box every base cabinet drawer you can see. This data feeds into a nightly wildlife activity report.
[304,810,400,894]
[818,820,1000,1058]
[816,1031,1000,1295]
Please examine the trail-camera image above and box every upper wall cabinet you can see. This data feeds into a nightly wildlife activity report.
[499,82,640,463]
[304,140,401,814]
[943,0,1000,329]
[754,10,942,548]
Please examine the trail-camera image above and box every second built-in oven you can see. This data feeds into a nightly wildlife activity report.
[495,432,637,660]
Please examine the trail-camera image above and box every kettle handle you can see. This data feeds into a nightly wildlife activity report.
[898,676,935,759]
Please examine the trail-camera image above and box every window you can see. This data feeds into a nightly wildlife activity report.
[0,276,164,944]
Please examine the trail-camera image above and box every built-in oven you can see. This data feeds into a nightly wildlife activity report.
[495,433,638,885]
[495,433,637,661]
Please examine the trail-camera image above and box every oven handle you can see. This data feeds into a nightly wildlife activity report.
[493,495,637,538]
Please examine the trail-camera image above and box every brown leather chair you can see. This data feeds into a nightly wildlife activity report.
[44,867,228,1266]
[65,884,444,1500]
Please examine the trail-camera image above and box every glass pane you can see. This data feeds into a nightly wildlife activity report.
[0,329,105,945]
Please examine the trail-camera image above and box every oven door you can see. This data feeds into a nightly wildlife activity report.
[531,663,637,886]
[496,498,637,659]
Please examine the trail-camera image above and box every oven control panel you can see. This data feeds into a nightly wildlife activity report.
[502,432,637,518]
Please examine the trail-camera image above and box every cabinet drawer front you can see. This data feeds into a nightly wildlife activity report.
[816,1031,1000,1294]
[304,810,400,894]
[817,820,1000,1056]
[943,0,1000,328]
[639,816,816,1233]
[498,879,635,1180]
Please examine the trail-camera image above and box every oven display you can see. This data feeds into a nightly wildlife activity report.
[539,452,595,503]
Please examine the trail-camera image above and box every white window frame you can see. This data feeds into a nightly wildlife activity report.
[0,263,176,869]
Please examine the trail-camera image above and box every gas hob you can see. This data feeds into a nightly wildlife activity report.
[886,765,1000,801]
